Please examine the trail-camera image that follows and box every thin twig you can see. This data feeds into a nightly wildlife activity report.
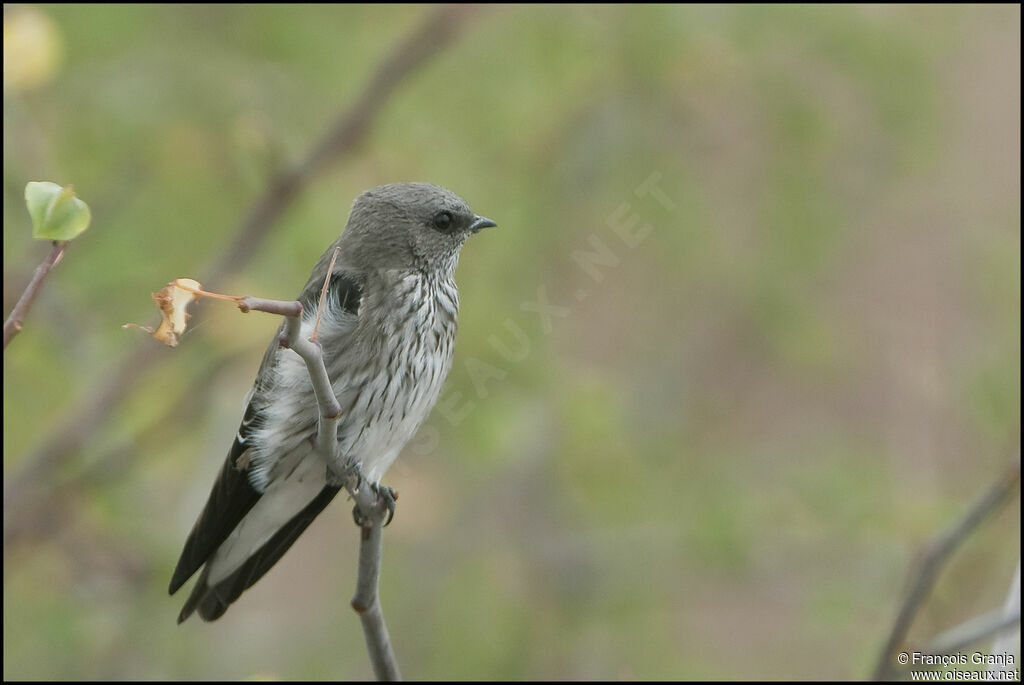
[240,295,400,679]
[872,458,1022,680]
[237,296,303,319]
[4,4,486,523]
[923,608,1021,655]
[354,520,401,681]
[311,247,340,343]
[204,4,484,288]
[989,560,1021,678]
[3,240,67,350]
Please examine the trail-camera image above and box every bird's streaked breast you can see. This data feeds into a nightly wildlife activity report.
[248,269,459,489]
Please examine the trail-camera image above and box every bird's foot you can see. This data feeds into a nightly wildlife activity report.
[351,478,398,528]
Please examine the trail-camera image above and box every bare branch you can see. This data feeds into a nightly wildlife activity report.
[353,520,401,681]
[4,4,486,526]
[989,560,1021,678]
[237,296,303,318]
[3,354,233,556]
[923,608,1021,655]
[872,458,1022,680]
[204,4,485,289]
[3,240,66,350]
[242,296,399,679]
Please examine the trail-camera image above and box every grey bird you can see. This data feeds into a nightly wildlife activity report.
[169,183,496,623]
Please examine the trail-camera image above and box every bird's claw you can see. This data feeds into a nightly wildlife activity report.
[377,484,398,526]
[351,480,398,528]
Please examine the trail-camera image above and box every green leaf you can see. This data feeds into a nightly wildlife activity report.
[24,181,92,241]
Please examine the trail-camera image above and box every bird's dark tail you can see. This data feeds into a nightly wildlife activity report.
[177,484,342,623]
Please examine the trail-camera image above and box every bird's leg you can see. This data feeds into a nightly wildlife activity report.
[351,476,398,528]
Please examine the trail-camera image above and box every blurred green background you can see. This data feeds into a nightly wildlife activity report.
[3,4,1019,680]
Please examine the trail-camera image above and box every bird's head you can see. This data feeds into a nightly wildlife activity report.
[339,182,496,274]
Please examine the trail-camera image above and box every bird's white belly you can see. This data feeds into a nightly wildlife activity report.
[339,341,451,483]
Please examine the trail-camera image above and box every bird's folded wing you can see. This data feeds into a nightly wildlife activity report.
[168,402,263,595]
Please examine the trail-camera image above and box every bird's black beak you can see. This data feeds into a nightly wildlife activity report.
[469,216,497,234]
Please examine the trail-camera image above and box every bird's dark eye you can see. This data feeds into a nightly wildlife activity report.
[432,211,453,232]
